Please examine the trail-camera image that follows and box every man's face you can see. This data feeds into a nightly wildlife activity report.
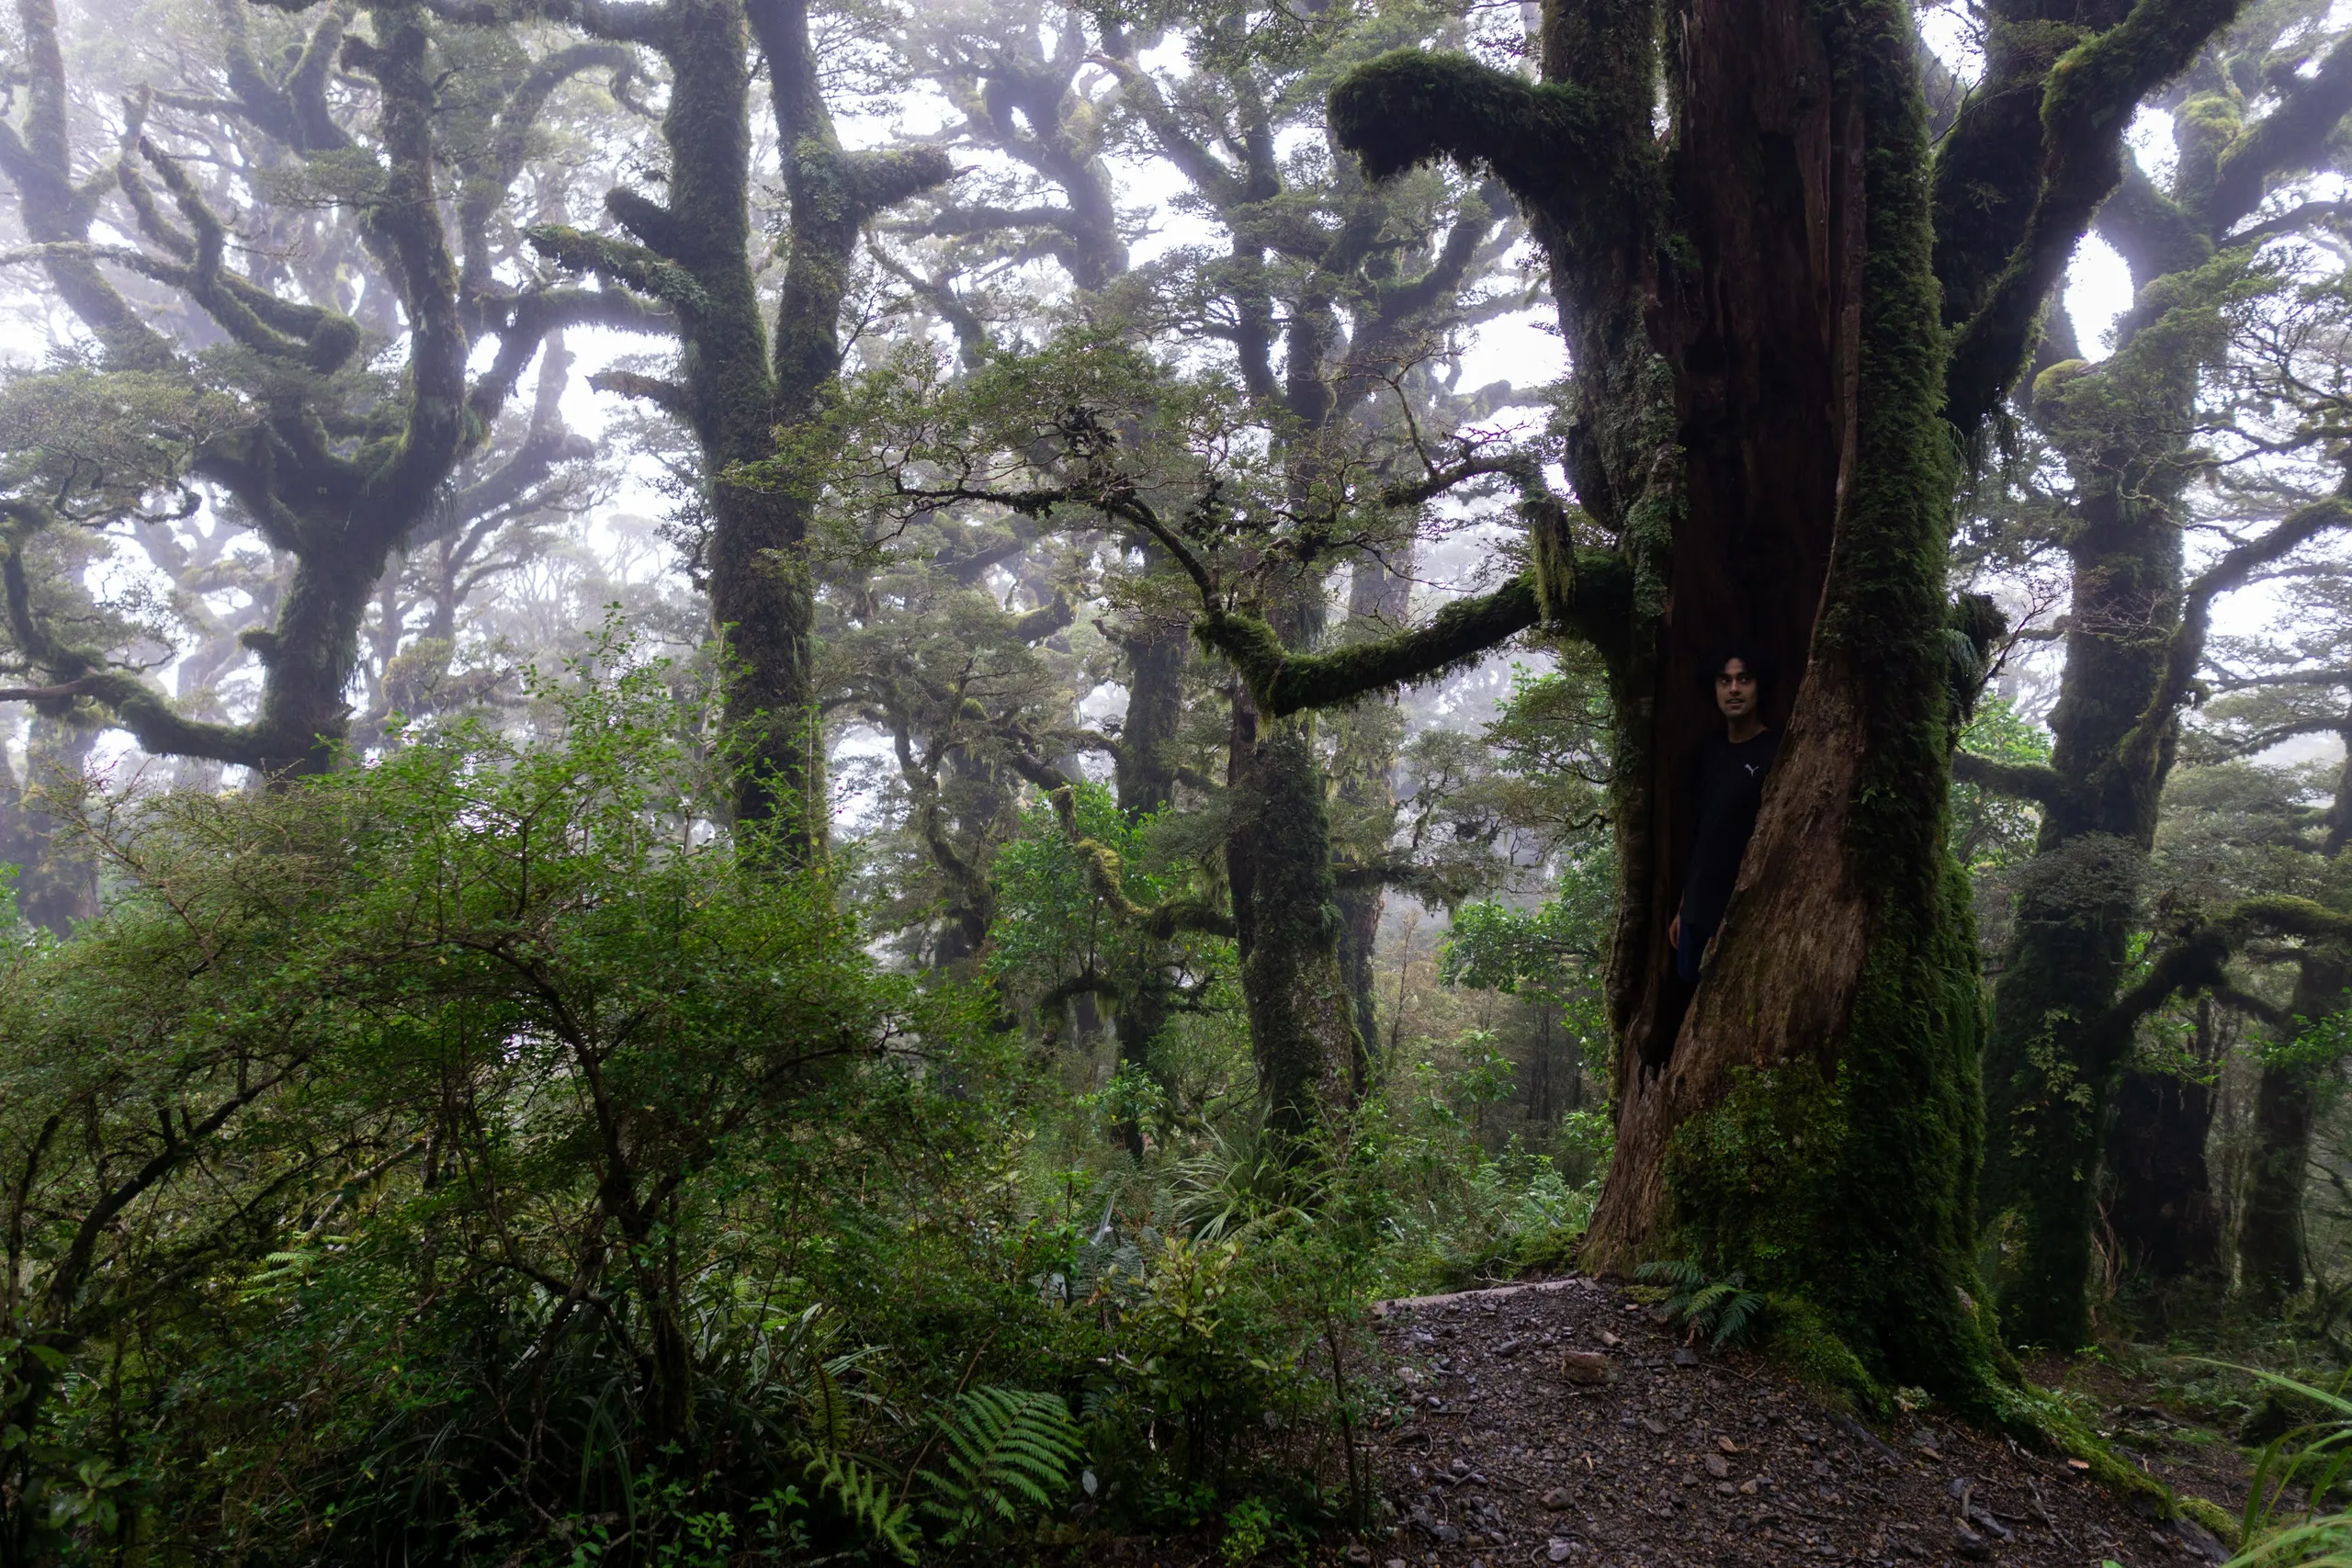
[1714,658,1758,721]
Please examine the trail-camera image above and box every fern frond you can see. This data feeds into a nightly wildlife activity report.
[1712,1291,1766,1347]
[1635,1259,1706,1291]
[917,1385,1083,1546]
[803,1359,853,1450]
[797,1443,917,1563]
[1687,1282,1736,1315]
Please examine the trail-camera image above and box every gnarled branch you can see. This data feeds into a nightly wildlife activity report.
[1942,0,2245,433]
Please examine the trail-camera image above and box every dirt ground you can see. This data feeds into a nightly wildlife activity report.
[1346,1275,2245,1568]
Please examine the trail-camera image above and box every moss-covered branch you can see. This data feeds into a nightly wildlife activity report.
[1042,784,1234,941]
[1201,557,1625,717]
[2118,494,2352,777]
[0,507,271,768]
[589,369,692,422]
[2097,159,2213,283]
[2079,926,2234,1077]
[2209,716,2352,760]
[0,0,174,368]
[526,222,707,313]
[1328,51,1611,250]
[2229,895,2352,946]
[2062,898,2352,1077]
[1942,0,2245,431]
[2206,33,2352,230]
[423,0,672,46]
[1330,859,1476,907]
[470,288,669,419]
[1952,750,2066,805]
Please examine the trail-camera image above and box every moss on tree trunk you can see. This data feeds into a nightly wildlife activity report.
[1227,694,1362,1145]
[1585,0,2016,1404]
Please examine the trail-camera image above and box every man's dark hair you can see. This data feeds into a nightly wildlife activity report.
[1696,640,1776,700]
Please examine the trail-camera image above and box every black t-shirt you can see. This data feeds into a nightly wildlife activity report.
[1679,728,1779,944]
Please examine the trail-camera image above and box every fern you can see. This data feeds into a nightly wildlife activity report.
[797,1443,918,1563]
[916,1386,1084,1546]
[803,1358,853,1450]
[1634,1260,1769,1348]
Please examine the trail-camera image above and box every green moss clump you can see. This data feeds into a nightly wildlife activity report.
[1763,1294,1883,1415]
[1328,51,1602,237]
[1980,1382,2174,1512]
[2176,1495,2239,1549]
[1664,1064,1844,1285]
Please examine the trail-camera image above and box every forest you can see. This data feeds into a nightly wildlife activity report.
[13,0,2352,1561]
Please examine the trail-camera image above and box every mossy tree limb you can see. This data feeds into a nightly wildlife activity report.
[1200,551,1630,720]
[1941,0,2246,430]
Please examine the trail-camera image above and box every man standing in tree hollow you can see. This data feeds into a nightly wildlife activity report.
[1668,645,1779,982]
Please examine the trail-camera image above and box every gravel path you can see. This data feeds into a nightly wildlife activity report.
[1354,1276,2237,1568]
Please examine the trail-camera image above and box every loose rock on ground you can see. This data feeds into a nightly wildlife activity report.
[1351,1275,2236,1568]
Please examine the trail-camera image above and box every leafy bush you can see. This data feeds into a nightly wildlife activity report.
[2201,1364,2352,1565]
[0,651,1084,1565]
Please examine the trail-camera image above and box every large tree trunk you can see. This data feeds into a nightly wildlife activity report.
[1584,0,1863,1237]
[250,548,395,778]
[1572,0,2008,1401]
[1114,618,1186,820]
[1323,0,2240,1397]
[2237,749,2352,1306]
[1226,656,1362,1143]
[1110,615,1188,1153]
[1976,480,2187,1344]
[1235,717,1361,1141]
[1333,550,1413,1079]
[586,0,944,866]
[1974,182,2209,1350]
[1964,6,2352,1346]
[2240,950,2346,1309]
